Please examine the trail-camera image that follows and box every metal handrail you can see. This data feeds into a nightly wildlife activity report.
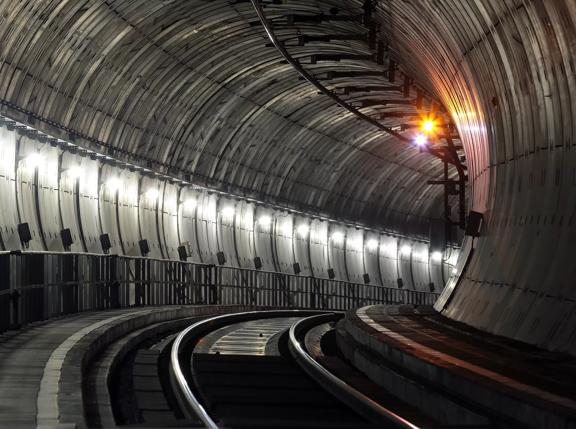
[0,249,441,333]
[169,309,325,428]
[288,313,420,429]
[1,249,442,298]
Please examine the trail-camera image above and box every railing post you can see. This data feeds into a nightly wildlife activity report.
[0,250,443,330]
[209,265,218,305]
[107,255,120,309]
[61,253,77,315]
[0,253,13,332]
[7,253,19,330]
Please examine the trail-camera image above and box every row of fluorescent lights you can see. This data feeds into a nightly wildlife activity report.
[221,208,445,262]
[21,158,442,260]
[20,134,447,259]
[2,115,443,249]
[25,153,432,247]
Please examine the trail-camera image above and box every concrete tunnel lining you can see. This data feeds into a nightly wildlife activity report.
[0,0,575,354]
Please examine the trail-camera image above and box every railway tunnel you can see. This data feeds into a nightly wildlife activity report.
[0,1,574,428]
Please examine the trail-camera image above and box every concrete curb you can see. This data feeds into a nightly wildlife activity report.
[36,305,258,429]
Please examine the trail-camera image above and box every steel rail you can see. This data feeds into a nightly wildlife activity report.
[169,309,325,428]
[288,313,421,429]
[250,0,451,166]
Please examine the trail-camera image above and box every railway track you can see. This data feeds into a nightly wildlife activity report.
[73,308,533,428]
[170,310,420,429]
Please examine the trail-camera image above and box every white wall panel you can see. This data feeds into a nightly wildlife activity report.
[327,224,347,281]
[363,232,381,285]
[177,188,201,262]
[0,127,20,250]
[398,239,414,289]
[77,158,101,253]
[236,202,256,269]
[138,177,162,258]
[117,171,140,256]
[253,207,275,270]
[274,213,294,273]
[160,182,179,260]
[99,165,122,254]
[196,191,218,264]
[429,249,444,293]
[345,228,364,284]
[17,136,49,251]
[309,219,329,278]
[217,197,237,266]
[293,216,312,276]
[59,153,84,252]
[411,242,431,292]
[378,236,398,287]
[36,145,62,251]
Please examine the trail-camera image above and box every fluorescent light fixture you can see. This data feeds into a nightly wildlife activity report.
[145,188,159,201]
[25,153,43,168]
[400,245,412,256]
[380,243,395,256]
[243,216,254,229]
[67,165,83,178]
[258,215,272,226]
[417,251,428,261]
[366,239,378,251]
[183,198,197,210]
[331,231,344,244]
[414,134,427,147]
[349,238,362,251]
[106,177,122,192]
[221,206,235,218]
[297,224,309,237]
[281,222,293,236]
[431,251,442,262]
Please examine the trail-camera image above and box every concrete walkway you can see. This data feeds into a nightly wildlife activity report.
[0,305,254,429]
[0,310,140,428]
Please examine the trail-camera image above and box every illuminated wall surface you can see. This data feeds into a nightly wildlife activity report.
[380,1,576,354]
[0,0,575,353]
[0,124,457,291]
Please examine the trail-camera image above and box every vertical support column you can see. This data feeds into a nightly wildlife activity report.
[443,160,451,241]
[61,253,77,315]
[209,265,218,305]
[108,255,120,309]
[0,254,14,330]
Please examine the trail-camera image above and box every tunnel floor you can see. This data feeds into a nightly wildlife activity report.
[1,304,574,428]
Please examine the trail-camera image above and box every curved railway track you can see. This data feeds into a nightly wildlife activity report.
[170,310,420,429]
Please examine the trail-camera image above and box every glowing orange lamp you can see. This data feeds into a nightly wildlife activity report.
[421,119,436,134]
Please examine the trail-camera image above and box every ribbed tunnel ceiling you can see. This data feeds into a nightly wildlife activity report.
[0,0,458,237]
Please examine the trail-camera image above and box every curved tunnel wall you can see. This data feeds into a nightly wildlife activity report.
[4,0,574,354]
[0,0,450,237]
[0,121,455,292]
[373,0,576,354]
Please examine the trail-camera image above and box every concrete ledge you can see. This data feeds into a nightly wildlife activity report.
[339,305,576,429]
[37,305,259,429]
[86,316,204,428]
